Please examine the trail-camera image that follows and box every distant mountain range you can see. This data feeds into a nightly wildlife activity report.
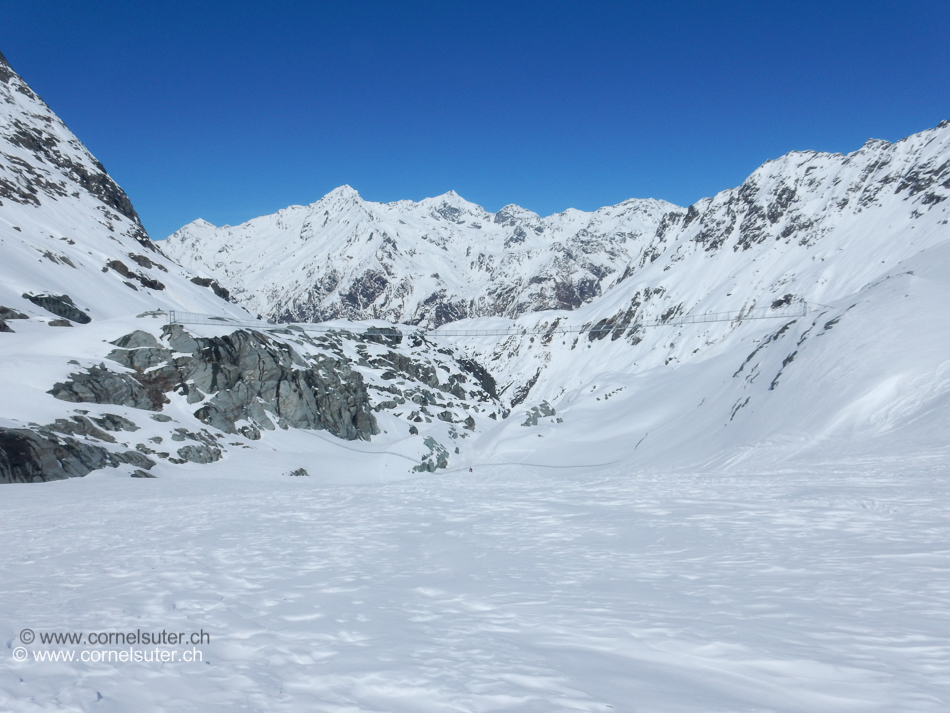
[165,123,950,333]
[2,44,949,483]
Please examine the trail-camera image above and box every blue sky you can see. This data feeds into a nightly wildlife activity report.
[3,1,948,239]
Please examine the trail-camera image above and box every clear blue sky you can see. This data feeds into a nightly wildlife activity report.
[3,1,948,239]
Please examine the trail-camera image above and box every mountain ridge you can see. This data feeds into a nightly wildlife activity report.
[165,186,678,326]
[164,120,950,331]
[1,44,949,485]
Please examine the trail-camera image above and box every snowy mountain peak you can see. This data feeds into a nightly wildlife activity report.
[164,184,676,326]
[165,121,950,336]
[322,184,361,201]
[860,137,892,152]
[0,49,249,323]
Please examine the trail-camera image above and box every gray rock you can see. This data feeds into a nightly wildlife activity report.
[190,276,231,301]
[49,364,167,411]
[0,320,12,333]
[110,330,162,349]
[110,449,156,470]
[162,326,378,441]
[48,319,73,327]
[90,413,139,432]
[22,293,91,324]
[107,331,173,370]
[0,306,28,320]
[0,427,155,483]
[130,469,156,478]
[176,443,221,464]
[288,467,309,476]
[521,401,556,427]
[47,415,115,443]
[413,436,449,472]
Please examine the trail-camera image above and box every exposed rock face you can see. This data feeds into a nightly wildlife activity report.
[164,326,378,440]
[50,327,379,442]
[414,436,450,472]
[22,293,91,323]
[190,276,231,301]
[521,401,556,427]
[0,306,28,320]
[164,189,674,328]
[32,321,507,478]
[0,51,152,250]
[0,427,154,484]
[50,363,168,411]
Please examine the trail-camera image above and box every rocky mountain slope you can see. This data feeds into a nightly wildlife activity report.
[166,124,950,334]
[0,51,506,483]
[460,121,950,398]
[167,118,950,469]
[0,49,245,325]
[2,44,949,484]
[165,187,674,326]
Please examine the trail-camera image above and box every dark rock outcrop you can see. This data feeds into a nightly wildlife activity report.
[51,327,379,442]
[413,436,449,472]
[162,326,378,441]
[49,363,168,411]
[22,293,91,324]
[190,276,232,301]
[0,306,28,320]
[0,427,154,484]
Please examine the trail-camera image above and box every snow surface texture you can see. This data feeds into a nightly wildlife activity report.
[3,47,950,711]
[2,461,950,712]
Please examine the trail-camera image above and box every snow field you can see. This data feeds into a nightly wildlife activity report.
[2,461,949,712]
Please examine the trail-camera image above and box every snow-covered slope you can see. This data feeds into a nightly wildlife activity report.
[162,118,950,468]
[0,50,507,484]
[2,39,949,485]
[164,123,950,335]
[444,122,950,468]
[0,50,250,324]
[164,187,675,326]
[455,121,950,399]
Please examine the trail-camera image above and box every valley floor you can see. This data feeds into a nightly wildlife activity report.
[2,459,949,712]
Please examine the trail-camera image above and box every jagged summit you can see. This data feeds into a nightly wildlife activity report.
[165,186,676,326]
[323,184,361,200]
[2,47,950,492]
[164,121,950,331]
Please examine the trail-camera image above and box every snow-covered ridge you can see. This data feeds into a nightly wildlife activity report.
[0,51,510,483]
[164,120,950,332]
[0,50,254,323]
[164,185,677,326]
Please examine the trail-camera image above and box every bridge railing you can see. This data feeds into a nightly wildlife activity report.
[167,299,811,338]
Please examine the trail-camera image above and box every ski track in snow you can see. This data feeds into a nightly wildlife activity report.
[2,463,949,712]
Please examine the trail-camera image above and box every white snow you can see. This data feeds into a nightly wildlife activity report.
[2,458,949,712]
[3,51,950,712]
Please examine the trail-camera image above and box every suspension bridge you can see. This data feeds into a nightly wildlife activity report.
[167,298,815,339]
